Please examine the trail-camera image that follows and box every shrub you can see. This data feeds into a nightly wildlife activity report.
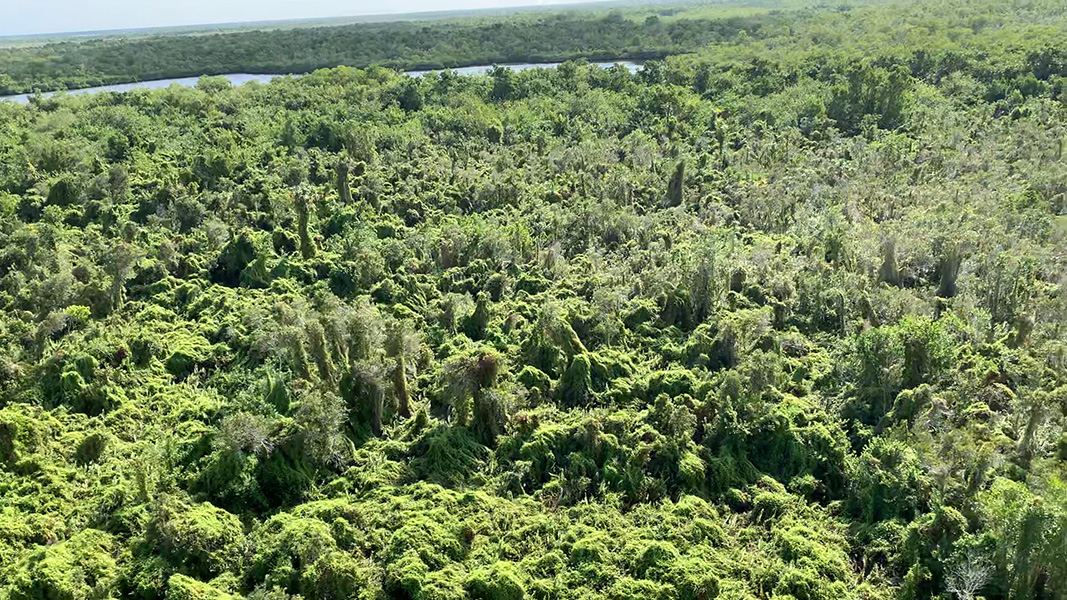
[570,535,610,565]
[251,514,338,588]
[384,518,463,570]
[149,499,244,580]
[752,491,795,523]
[166,574,238,600]
[607,578,671,600]
[671,557,720,600]
[848,438,929,523]
[517,366,552,395]
[630,540,679,580]
[385,549,429,599]
[301,551,381,600]
[5,530,117,600]
[467,562,526,600]
[74,432,108,465]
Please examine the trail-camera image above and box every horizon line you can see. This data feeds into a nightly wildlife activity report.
[0,0,626,40]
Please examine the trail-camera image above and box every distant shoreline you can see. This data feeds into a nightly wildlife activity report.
[0,0,640,43]
[0,61,644,104]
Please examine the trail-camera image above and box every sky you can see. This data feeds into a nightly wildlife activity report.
[0,0,613,37]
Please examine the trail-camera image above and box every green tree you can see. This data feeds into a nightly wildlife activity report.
[295,185,317,260]
[386,320,420,419]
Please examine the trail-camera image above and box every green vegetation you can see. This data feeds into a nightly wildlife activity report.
[1,0,1066,598]
[0,3,772,94]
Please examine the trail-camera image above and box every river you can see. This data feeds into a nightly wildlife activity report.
[0,61,642,104]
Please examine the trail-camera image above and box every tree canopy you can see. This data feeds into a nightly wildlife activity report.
[0,0,1065,599]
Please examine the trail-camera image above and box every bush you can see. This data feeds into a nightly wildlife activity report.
[773,566,849,600]
[74,432,108,465]
[630,540,679,580]
[570,535,610,565]
[671,557,720,600]
[5,530,117,600]
[251,514,339,588]
[467,562,526,600]
[166,574,238,600]
[384,518,463,570]
[848,438,929,523]
[385,549,429,599]
[752,491,795,523]
[210,232,257,287]
[607,578,671,600]
[301,551,380,600]
[558,354,593,407]
[517,366,552,395]
[149,499,244,580]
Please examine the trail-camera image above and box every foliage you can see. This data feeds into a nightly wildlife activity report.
[0,1,1066,599]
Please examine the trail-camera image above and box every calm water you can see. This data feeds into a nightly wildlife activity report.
[0,61,642,104]
[1,73,278,104]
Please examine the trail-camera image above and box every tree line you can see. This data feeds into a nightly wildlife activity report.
[0,9,765,95]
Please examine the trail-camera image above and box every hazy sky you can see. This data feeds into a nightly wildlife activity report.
[1,0,612,37]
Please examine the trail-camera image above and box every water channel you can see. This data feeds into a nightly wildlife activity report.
[1,61,642,104]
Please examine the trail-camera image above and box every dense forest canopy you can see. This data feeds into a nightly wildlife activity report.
[0,0,1066,599]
